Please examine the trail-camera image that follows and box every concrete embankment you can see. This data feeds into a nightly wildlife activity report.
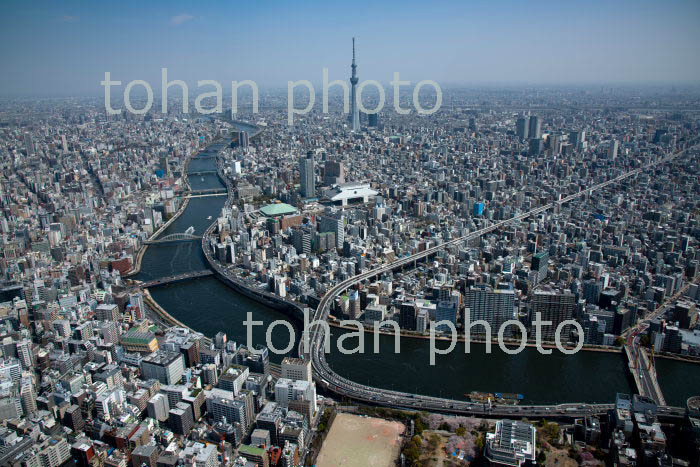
[327,320,623,353]
[124,196,191,277]
[124,138,218,277]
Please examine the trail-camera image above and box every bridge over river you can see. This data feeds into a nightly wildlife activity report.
[131,269,214,289]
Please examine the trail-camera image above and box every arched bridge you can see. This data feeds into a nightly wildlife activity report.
[144,232,202,245]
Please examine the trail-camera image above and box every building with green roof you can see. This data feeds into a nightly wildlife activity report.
[259,203,298,217]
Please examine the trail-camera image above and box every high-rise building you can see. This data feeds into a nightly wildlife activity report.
[219,366,249,395]
[319,214,344,248]
[416,309,428,333]
[63,405,84,433]
[323,160,345,185]
[529,138,544,156]
[348,290,361,319]
[281,358,312,383]
[140,351,185,385]
[15,339,33,370]
[350,37,360,132]
[583,279,602,305]
[531,290,575,341]
[274,378,317,416]
[0,358,22,384]
[147,393,170,422]
[24,133,34,155]
[129,292,145,320]
[531,251,549,284]
[299,151,315,198]
[292,228,311,255]
[608,139,619,159]
[206,388,254,429]
[569,130,585,148]
[528,115,541,139]
[238,130,249,148]
[435,301,458,331]
[20,377,37,415]
[465,286,516,334]
[399,302,418,331]
[169,402,194,435]
[368,113,379,127]
[516,116,529,139]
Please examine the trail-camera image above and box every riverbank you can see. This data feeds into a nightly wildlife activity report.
[143,287,212,346]
[327,319,623,353]
[125,196,192,277]
[654,351,700,365]
[124,137,220,277]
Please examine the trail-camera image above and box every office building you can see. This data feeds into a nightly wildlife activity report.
[140,351,185,385]
[516,116,529,140]
[169,402,194,435]
[299,151,315,198]
[529,138,544,156]
[274,378,317,416]
[319,214,344,248]
[292,228,311,256]
[206,388,254,429]
[147,393,170,422]
[63,404,84,433]
[531,251,549,284]
[528,115,541,139]
[281,358,312,383]
[435,301,458,331]
[323,160,345,185]
[399,302,418,331]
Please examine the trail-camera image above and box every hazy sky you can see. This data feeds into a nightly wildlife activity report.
[1,0,699,96]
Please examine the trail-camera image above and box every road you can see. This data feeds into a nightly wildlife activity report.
[304,141,698,417]
[623,278,698,405]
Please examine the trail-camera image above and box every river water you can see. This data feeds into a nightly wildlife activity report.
[135,135,698,406]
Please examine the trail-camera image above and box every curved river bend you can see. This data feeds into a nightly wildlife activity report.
[136,135,697,406]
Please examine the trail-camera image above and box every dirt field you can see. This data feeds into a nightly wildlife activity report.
[315,413,405,467]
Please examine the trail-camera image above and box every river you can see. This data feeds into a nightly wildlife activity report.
[135,132,697,406]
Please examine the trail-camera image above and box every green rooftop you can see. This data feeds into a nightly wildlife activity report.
[259,203,298,217]
[238,444,265,456]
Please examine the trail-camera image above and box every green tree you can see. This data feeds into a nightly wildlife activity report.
[537,451,547,464]
[543,421,560,442]
[414,417,426,435]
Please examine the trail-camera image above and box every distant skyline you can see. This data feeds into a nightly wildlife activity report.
[1,0,699,96]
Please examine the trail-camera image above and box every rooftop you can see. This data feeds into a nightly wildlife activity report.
[259,203,298,217]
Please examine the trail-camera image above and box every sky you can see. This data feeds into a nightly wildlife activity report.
[1,0,699,96]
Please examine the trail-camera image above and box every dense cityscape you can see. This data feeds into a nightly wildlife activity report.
[2,1,700,466]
